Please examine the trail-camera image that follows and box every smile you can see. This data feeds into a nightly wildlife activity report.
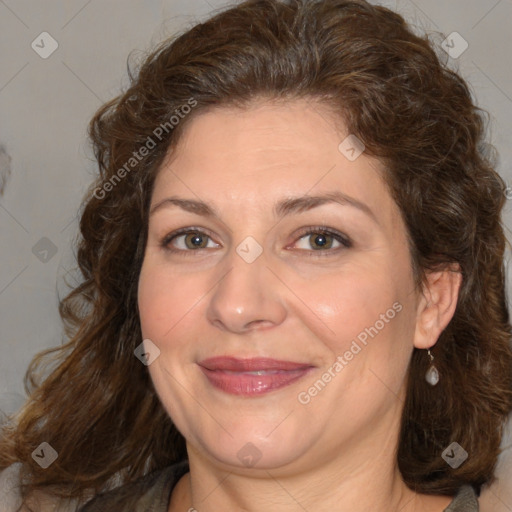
[198,357,315,396]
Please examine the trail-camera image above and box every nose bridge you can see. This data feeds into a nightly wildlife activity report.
[205,241,287,333]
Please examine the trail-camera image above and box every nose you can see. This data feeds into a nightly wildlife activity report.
[205,248,287,334]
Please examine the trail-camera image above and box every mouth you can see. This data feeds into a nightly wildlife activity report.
[198,356,315,396]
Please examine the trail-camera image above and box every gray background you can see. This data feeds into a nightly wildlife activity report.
[0,0,511,506]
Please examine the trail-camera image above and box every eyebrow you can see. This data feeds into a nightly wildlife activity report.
[149,191,377,223]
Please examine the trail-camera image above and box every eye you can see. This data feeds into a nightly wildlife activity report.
[159,226,352,256]
[160,228,219,253]
[292,227,352,253]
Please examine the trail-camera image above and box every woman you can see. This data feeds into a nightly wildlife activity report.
[1,0,511,510]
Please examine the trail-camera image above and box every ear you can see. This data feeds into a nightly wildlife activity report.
[413,264,462,350]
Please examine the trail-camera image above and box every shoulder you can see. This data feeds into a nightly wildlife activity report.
[0,463,22,511]
[1,461,188,512]
[445,484,479,512]
[79,460,189,512]
[0,463,80,512]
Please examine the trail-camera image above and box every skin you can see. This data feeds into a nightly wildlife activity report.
[137,98,462,512]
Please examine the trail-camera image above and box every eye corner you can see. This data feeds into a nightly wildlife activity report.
[288,226,353,255]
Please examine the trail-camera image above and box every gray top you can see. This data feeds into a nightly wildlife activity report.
[79,460,479,512]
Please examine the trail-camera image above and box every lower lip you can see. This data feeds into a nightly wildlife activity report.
[199,367,314,396]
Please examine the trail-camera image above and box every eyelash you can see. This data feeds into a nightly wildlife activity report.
[159,226,352,257]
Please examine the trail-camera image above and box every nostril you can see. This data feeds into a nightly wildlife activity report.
[245,319,273,330]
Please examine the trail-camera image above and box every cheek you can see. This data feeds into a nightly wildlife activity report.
[294,263,401,341]
[137,262,199,342]
[291,259,415,390]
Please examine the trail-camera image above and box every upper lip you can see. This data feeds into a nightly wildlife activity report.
[198,356,313,372]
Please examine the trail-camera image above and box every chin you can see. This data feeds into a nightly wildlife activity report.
[188,419,316,472]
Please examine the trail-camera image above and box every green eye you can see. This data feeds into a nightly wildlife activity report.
[161,229,218,253]
[294,228,352,252]
[160,226,352,257]
[182,232,210,249]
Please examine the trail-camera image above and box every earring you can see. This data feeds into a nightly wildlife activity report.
[425,349,439,386]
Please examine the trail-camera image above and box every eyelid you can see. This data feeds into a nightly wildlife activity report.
[160,225,352,256]
[288,226,352,252]
[160,226,219,245]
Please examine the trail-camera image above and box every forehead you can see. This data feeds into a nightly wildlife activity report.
[151,99,400,227]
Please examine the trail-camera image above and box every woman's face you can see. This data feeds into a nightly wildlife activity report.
[138,99,421,473]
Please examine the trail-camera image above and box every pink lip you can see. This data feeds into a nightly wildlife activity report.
[198,357,314,396]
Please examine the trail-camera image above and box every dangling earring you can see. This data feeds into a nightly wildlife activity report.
[425,348,439,386]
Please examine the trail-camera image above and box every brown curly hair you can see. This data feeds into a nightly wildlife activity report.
[1,0,511,504]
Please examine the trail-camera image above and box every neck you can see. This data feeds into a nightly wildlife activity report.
[177,423,441,512]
